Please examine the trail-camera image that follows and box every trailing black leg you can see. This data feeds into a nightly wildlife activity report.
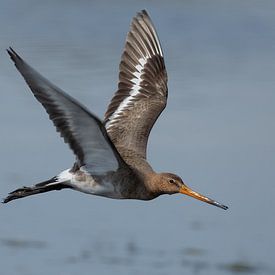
[2,180,71,204]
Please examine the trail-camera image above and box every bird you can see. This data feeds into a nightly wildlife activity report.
[3,10,228,210]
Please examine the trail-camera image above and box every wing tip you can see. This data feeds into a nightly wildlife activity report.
[139,9,154,20]
[138,9,149,16]
[135,10,150,24]
[131,10,163,57]
[6,47,23,63]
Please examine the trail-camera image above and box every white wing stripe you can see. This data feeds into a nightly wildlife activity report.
[106,57,148,129]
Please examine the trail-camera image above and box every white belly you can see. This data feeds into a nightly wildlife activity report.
[72,173,122,199]
[57,168,123,199]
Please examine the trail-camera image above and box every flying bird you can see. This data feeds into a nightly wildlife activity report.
[3,10,228,210]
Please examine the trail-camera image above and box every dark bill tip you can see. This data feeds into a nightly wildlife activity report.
[211,200,229,210]
[179,186,228,210]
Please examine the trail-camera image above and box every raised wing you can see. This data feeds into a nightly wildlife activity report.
[104,10,168,159]
[7,48,124,175]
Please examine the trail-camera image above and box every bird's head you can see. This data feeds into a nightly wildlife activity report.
[156,173,228,210]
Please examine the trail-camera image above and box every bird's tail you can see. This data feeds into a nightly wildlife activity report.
[2,177,71,204]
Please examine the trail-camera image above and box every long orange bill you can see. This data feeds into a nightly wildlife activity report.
[179,185,228,210]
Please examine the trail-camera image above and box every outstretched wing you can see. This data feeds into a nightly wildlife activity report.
[104,10,168,159]
[7,48,124,175]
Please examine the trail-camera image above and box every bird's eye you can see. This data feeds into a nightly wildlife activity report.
[169,179,176,184]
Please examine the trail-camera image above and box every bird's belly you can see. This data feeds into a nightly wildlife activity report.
[71,174,123,199]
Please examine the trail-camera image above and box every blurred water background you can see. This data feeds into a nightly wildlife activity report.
[0,0,275,274]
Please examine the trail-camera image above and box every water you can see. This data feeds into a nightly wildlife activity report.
[0,0,275,274]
